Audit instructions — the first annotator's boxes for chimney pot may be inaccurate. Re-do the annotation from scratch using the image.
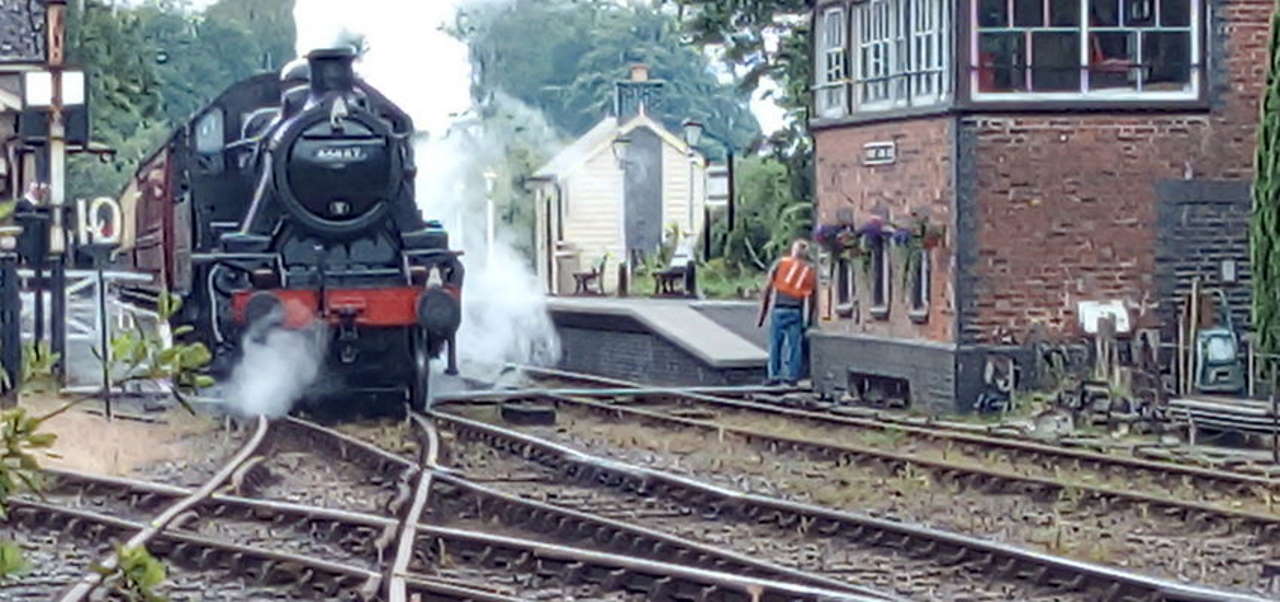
[629,64,649,82]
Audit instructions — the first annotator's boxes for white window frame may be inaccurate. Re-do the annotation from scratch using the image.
[970,0,1201,102]
[836,256,856,316]
[850,0,952,112]
[871,238,891,317]
[816,6,850,118]
[909,247,930,316]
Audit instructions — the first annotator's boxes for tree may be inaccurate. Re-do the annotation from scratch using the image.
[1252,6,1280,371]
[63,0,296,201]
[672,1,815,207]
[459,0,762,159]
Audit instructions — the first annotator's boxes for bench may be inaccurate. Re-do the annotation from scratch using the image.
[572,255,607,295]
[654,247,695,297]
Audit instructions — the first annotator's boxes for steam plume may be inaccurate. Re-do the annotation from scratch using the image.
[224,309,328,418]
[293,0,562,385]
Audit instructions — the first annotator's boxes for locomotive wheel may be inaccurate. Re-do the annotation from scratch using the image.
[410,327,430,412]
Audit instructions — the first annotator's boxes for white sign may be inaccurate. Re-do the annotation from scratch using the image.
[862,141,896,166]
[76,196,122,246]
[1077,300,1131,334]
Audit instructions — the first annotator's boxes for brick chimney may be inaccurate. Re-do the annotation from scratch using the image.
[629,63,650,82]
[615,63,663,120]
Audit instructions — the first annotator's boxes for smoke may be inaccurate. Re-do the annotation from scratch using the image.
[293,0,562,383]
[223,309,328,418]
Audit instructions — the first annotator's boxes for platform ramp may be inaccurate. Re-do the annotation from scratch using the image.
[547,297,767,386]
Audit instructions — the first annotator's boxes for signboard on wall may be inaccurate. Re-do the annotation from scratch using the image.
[862,141,896,166]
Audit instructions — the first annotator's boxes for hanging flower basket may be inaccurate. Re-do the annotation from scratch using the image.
[921,226,946,249]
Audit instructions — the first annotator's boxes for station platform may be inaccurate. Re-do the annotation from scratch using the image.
[546,296,768,386]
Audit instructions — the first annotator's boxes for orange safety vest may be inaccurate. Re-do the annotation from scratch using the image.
[772,257,816,299]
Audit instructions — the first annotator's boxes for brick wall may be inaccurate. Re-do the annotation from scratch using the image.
[813,116,957,344]
[1154,180,1254,333]
[556,326,763,386]
[958,0,1271,344]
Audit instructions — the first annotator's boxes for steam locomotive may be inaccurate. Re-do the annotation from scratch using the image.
[114,47,463,414]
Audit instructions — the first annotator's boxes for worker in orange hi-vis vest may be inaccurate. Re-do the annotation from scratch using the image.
[756,239,818,386]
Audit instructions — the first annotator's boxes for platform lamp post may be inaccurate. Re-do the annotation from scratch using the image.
[681,120,734,261]
[611,135,632,296]
[483,169,498,267]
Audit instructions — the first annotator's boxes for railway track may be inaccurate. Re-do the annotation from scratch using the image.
[482,366,1280,491]
[446,392,1280,592]
[425,401,1270,601]
[5,410,881,601]
[445,367,1280,522]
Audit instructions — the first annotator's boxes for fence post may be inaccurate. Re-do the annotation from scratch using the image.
[0,250,21,408]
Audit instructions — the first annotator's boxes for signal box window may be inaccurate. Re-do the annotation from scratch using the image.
[836,257,856,317]
[871,237,890,318]
[973,0,1198,100]
[909,248,930,320]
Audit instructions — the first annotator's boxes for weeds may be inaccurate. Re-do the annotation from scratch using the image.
[95,544,167,601]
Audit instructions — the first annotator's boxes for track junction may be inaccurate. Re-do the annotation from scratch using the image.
[2,366,1276,601]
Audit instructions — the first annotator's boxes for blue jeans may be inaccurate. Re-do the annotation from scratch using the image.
[768,307,808,382]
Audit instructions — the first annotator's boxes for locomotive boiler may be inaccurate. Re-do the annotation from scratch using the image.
[115,47,463,414]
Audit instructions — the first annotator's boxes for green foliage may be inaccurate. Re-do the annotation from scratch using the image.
[21,342,60,393]
[102,292,213,402]
[1253,6,1280,365]
[64,0,295,201]
[711,156,811,271]
[0,541,26,580]
[0,201,14,222]
[672,0,814,200]
[458,0,761,158]
[699,258,765,299]
[0,406,64,519]
[95,544,168,602]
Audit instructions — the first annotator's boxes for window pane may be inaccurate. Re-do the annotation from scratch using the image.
[1032,31,1081,91]
[1089,0,1120,26]
[1050,0,1080,26]
[1013,0,1043,26]
[1143,31,1192,90]
[1123,0,1154,26]
[978,0,1009,27]
[1088,31,1137,90]
[978,32,1027,92]
[1160,0,1190,26]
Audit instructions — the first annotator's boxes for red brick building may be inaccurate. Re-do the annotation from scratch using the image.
[808,0,1272,412]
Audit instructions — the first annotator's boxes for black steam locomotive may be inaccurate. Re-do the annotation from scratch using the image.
[116,47,463,414]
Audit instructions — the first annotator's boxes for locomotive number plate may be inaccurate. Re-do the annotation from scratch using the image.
[315,147,368,162]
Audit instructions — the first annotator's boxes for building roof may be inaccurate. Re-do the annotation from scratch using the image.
[0,75,20,111]
[534,109,704,180]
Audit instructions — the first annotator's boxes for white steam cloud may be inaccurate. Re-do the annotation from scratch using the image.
[224,310,328,418]
[294,0,562,385]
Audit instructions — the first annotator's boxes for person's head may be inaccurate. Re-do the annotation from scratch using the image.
[789,239,810,259]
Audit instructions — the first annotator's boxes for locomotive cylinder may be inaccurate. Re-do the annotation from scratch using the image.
[417,287,461,340]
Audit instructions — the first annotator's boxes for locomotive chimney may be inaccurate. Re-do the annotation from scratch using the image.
[307,47,357,97]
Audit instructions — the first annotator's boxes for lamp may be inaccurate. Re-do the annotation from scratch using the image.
[22,72,53,108]
[21,70,86,108]
[682,119,704,148]
[611,135,632,165]
[482,169,498,195]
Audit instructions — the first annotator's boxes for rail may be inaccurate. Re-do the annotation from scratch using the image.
[57,414,270,601]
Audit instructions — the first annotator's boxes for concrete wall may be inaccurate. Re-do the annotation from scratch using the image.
[552,310,764,386]
[691,301,768,350]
